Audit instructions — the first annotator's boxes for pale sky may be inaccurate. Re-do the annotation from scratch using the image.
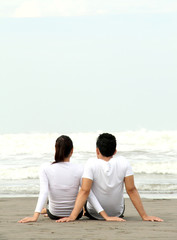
[1,0,177,17]
[0,1,177,133]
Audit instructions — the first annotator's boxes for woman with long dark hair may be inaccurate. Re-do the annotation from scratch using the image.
[18,135,83,222]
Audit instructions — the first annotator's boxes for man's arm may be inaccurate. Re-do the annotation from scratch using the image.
[57,178,126,222]
[57,178,92,222]
[125,175,163,222]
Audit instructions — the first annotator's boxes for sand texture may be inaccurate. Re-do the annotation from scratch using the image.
[0,197,177,240]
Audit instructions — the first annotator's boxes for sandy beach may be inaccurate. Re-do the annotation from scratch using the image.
[0,198,177,240]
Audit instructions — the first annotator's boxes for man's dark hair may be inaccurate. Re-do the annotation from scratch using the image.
[96,133,116,157]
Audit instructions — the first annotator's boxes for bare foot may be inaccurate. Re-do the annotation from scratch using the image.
[41,208,47,214]
[83,207,86,216]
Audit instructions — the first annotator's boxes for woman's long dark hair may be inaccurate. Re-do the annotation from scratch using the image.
[54,135,73,163]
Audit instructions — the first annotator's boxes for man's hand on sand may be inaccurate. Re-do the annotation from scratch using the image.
[142,216,164,222]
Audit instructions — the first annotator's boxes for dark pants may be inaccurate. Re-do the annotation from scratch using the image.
[47,209,83,220]
[84,202,125,220]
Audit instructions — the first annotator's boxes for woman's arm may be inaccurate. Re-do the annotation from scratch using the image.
[18,165,49,223]
[99,211,126,221]
[57,178,126,222]
[88,189,125,221]
[87,188,103,214]
[18,212,40,223]
[56,178,92,222]
[34,168,49,214]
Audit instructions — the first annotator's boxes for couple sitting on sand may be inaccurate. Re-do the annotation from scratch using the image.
[19,133,163,223]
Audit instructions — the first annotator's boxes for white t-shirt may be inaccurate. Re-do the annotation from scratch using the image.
[35,162,83,217]
[82,154,133,219]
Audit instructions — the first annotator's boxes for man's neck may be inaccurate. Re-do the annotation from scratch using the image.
[98,156,112,162]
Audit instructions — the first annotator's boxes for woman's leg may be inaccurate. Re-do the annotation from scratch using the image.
[47,209,83,220]
[47,209,61,220]
[41,208,47,214]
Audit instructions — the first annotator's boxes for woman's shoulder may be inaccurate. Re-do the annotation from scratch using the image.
[39,162,52,171]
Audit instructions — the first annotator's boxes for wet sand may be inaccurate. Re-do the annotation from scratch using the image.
[0,198,177,240]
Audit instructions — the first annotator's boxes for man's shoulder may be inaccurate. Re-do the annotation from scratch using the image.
[112,155,130,165]
[113,154,126,161]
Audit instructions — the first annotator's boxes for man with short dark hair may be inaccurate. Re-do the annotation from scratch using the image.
[57,133,163,222]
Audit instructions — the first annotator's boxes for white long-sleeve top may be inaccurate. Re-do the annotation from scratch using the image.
[35,161,103,217]
[35,162,83,216]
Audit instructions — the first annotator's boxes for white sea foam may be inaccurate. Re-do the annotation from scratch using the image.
[114,130,177,152]
[0,130,177,198]
[0,167,39,180]
[131,160,177,175]
[0,130,177,154]
[0,158,176,181]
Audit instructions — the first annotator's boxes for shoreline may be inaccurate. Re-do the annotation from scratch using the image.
[0,198,177,239]
[1,193,177,199]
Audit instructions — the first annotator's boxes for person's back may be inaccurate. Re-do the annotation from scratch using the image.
[18,135,83,223]
[83,154,133,219]
[36,162,83,217]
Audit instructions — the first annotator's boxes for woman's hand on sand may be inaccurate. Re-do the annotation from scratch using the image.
[18,216,37,223]
[100,210,126,222]
[105,216,126,222]
[56,216,75,223]
[18,213,39,223]
[142,216,164,222]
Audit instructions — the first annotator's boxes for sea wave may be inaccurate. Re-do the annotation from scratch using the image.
[136,183,177,192]
[0,130,177,198]
[0,167,39,180]
[131,160,177,175]
[0,130,177,156]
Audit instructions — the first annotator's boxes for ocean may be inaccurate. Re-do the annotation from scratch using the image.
[0,130,177,199]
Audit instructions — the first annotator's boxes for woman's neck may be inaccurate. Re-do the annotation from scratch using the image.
[63,157,70,162]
